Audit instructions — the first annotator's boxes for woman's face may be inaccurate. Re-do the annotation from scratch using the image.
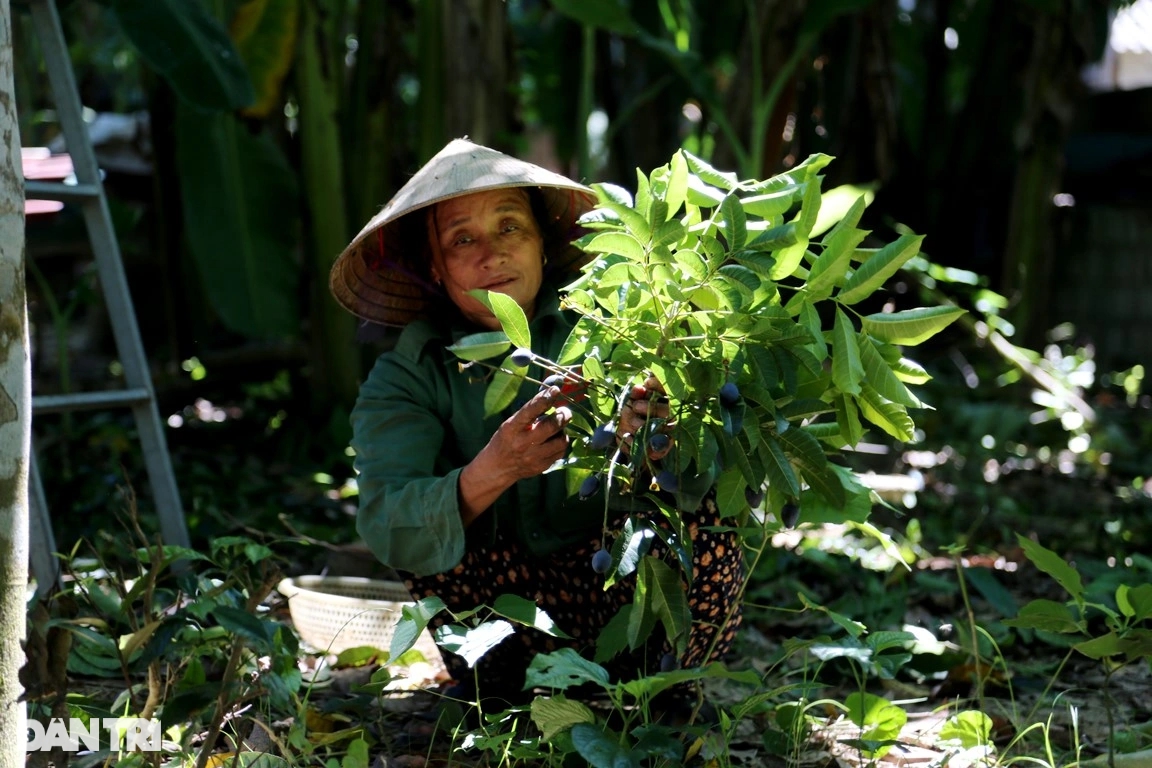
[428,188,545,330]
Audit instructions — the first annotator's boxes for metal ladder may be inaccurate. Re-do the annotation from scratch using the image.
[22,0,190,595]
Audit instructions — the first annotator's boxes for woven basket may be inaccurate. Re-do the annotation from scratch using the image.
[277,576,444,672]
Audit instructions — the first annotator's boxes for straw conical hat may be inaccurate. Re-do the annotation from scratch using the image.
[329,138,597,327]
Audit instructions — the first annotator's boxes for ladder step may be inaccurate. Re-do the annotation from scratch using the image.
[33,388,153,414]
[24,179,101,201]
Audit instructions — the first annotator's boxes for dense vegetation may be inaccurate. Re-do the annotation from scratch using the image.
[14,0,1151,766]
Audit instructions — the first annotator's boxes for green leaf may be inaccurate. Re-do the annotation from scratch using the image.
[832,308,864,395]
[434,620,516,667]
[748,222,798,251]
[210,606,275,647]
[845,691,907,758]
[715,467,748,519]
[176,108,301,338]
[938,711,993,749]
[1015,535,1085,602]
[861,306,967,346]
[769,239,809,280]
[890,356,932,384]
[810,184,875,237]
[471,290,531,349]
[232,0,299,119]
[492,594,572,638]
[571,723,640,768]
[593,604,632,663]
[531,695,596,741]
[1003,599,1082,633]
[857,384,915,441]
[642,557,691,652]
[794,177,823,238]
[719,193,748,250]
[584,231,646,262]
[651,219,686,249]
[858,333,921,408]
[549,0,638,36]
[1123,584,1152,622]
[762,435,801,498]
[806,196,868,295]
[110,0,255,110]
[673,249,708,282]
[665,151,689,217]
[838,234,924,304]
[1073,631,1127,660]
[799,301,827,361]
[740,188,796,219]
[484,354,527,416]
[389,596,447,662]
[446,331,512,361]
[683,150,739,191]
[342,739,369,768]
[526,648,611,690]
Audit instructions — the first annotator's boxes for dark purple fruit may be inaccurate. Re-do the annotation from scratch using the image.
[541,374,566,389]
[648,433,671,453]
[511,347,534,367]
[745,487,765,508]
[659,653,679,672]
[719,382,740,407]
[590,423,616,450]
[579,474,601,500]
[591,550,612,574]
[781,501,801,528]
[654,471,679,493]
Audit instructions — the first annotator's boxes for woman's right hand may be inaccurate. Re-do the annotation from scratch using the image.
[617,375,674,461]
[457,386,571,525]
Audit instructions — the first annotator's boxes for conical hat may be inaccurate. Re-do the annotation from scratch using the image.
[330,138,597,327]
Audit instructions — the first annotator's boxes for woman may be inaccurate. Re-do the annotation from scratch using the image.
[329,139,744,705]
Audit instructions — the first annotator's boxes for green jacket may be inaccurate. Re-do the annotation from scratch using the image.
[351,285,713,577]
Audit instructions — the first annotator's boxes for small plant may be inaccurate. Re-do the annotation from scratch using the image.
[23,496,304,766]
[448,149,964,659]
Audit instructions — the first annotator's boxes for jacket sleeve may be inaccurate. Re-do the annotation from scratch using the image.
[350,350,467,577]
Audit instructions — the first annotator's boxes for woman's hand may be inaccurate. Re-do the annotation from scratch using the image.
[457,386,571,525]
[617,375,674,461]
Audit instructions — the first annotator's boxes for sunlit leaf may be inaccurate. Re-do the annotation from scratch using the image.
[857,384,914,441]
[484,354,527,416]
[861,306,967,346]
[583,231,645,262]
[446,331,511,361]
[388,597,447,663]
[492,594,572,638]
[858,333,921,407]
[838,233,924,305]
[683,150,739,191]
[434,620,515,667]
[719,193,747,250]
[469,290,531,349]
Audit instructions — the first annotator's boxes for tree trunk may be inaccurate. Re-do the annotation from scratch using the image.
[440,0,512,150]
[0,0,31,763]
[711,0,807,179]
[297,0,361,413]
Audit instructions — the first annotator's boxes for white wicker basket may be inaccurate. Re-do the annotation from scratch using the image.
[277,576,444,673]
